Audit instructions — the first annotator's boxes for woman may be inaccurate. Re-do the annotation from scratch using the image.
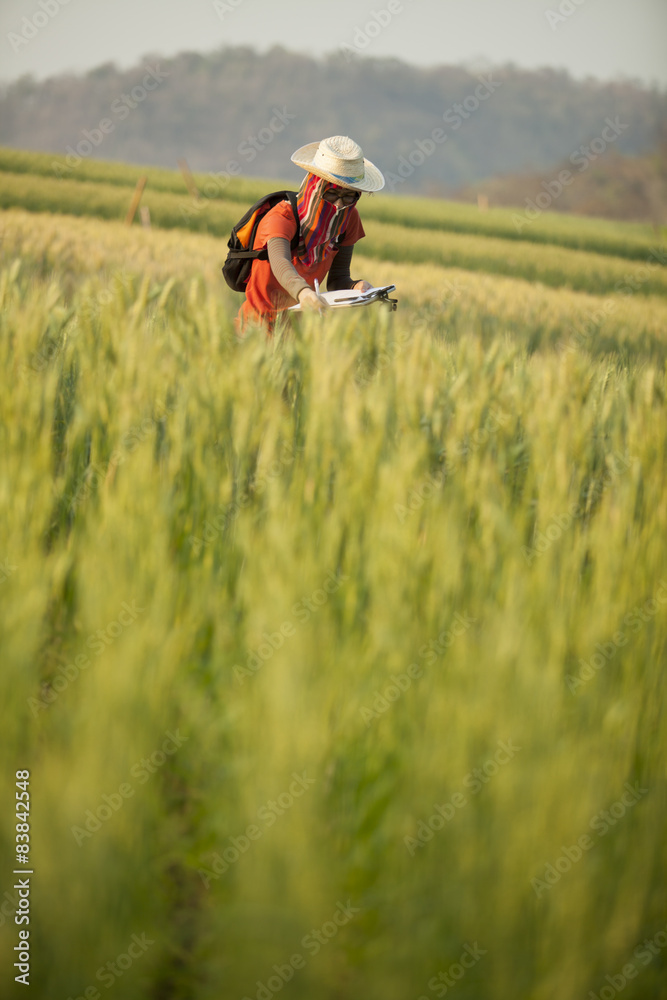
[238,135,385,333]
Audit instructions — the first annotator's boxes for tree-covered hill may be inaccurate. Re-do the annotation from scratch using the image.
[0,45,664,196]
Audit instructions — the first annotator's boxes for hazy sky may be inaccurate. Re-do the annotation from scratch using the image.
[1,0,665,88]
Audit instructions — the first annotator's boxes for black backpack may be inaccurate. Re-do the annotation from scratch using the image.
[222,190,300,293]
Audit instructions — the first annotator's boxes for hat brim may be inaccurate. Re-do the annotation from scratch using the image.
[291,142,385,193]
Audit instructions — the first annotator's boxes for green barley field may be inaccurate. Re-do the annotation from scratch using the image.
[1,150,666,1000]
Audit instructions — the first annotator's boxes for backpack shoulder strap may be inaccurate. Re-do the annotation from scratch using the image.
[285,191,300,254]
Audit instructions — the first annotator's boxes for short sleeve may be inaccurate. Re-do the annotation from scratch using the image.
[255,202,298,249]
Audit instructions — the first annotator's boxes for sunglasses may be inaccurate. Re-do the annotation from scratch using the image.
[322,187,361,207]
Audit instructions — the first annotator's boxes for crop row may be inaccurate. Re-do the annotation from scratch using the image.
[3,207,666,366]
[2,173,666,299]
[0,146,663,263]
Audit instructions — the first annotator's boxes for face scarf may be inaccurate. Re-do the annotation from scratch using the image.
[295,173,357,267]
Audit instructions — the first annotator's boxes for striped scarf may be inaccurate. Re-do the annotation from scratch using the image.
[295,173,355,267]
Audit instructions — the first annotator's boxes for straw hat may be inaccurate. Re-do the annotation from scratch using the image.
[291,135,385,192]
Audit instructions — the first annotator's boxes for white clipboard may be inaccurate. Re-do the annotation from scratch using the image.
[289,284,397,311]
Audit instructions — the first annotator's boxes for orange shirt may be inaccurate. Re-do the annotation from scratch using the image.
[238,200,365,332]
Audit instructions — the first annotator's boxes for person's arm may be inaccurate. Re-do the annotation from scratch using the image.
[267,237,309,301]
[327,245,371,293]
[267,237,328,312]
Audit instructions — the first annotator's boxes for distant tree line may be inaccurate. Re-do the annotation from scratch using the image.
[0,45,665,215]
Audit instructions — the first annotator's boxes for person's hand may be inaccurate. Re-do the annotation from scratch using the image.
[353,280,373,292]
[298,287,328,313]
